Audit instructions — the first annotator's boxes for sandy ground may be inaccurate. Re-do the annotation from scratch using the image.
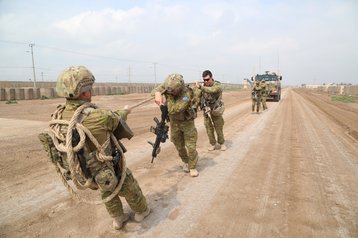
[0,88,357,238]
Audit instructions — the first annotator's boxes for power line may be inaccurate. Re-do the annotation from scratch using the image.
[0,66,33,69]
[0,39,204,71]
[0,39,210,81]
[0,39,28,45]
[0,39,152,64]
[35,44,153,64]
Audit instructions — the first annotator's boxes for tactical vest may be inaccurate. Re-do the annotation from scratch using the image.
[44,102,132,192]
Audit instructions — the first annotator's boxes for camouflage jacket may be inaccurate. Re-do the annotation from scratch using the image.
[199,81,223,109]
[61,99,130,152]
[152,84,199,121]
[260,81,269,96]
[252,83,262,92]
[251,83,263,99]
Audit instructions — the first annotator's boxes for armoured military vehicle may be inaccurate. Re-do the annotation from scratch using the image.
[251,71,282,101]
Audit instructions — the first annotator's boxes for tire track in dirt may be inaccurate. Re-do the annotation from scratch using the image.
[294,89,358,141]
[188,88,358,238]
[187,89,290,238]
[291,90,357,238]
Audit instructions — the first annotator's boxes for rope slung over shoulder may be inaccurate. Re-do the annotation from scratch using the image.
[48,102,127,204]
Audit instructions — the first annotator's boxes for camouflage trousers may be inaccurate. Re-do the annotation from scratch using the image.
[170,119,198,169]
[252,98,260,112]
[204,113,225,146]
[102,168,147,218]
[261,96,268,110]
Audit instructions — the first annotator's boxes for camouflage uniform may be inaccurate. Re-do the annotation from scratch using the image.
[260,80,268,110]
[41,66,148,228]
[60,100,148,218]
[152,74,199,170]
[252,81,263,112]
[198,81,225,146]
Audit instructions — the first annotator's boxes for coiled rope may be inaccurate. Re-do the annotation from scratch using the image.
[48,102,127,204]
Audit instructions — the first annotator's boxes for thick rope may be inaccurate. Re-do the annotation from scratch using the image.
[128,97,153,110]
[48,102,127,204]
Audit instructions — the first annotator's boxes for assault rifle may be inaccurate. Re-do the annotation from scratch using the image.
[148,105,169,163]
[200,100,213,124]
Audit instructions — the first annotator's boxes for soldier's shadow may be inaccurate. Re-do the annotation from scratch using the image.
[119,141,229,234]
[121,166,183,235]
[197,155,217,173]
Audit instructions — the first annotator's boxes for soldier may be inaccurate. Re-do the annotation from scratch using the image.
[152,73,200,177]
[40,66,150,230]
[196,70,226,151]
[260,80,268,110]
[252,80,262,113]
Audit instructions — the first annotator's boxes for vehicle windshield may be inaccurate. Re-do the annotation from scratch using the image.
[255,74,278,81]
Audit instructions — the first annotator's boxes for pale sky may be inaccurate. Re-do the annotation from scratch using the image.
[0,0,357,86]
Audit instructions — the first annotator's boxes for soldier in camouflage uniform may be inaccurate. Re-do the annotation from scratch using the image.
[41,66,150,230]
[260,80,268,110]
[152,73,200,177]
[196,70,226,151]
[252,80,263,113]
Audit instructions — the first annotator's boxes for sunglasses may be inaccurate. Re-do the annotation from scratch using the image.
[203,77,211,81]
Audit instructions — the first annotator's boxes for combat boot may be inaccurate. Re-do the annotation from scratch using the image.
[182,163,190,173]
[112,213,129,230]
[220,144,227,151]
[190,169,199,177]
[207,144,216,151]
[134,207,151,222]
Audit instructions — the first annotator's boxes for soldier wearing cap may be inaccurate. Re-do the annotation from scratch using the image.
[40,66,150,230]
[152,73,200,177]
[196,70,226,151]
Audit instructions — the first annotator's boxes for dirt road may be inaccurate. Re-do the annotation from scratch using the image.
[0,88,357,238]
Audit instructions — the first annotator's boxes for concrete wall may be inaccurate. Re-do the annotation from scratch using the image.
[0,84,157,101]
[0,81,241,101]
[15,88,25,100]
[0,88,5,101]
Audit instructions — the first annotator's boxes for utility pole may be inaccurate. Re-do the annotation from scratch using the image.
[41,72,44,81]
[128,65,131,84]
[153,62,157,86]
[29,43,37,88]
[277,50,280,75]
[259,56,261,74]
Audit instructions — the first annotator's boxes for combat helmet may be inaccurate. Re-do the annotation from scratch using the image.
[56,66,95,99]
[164,73,184,94]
